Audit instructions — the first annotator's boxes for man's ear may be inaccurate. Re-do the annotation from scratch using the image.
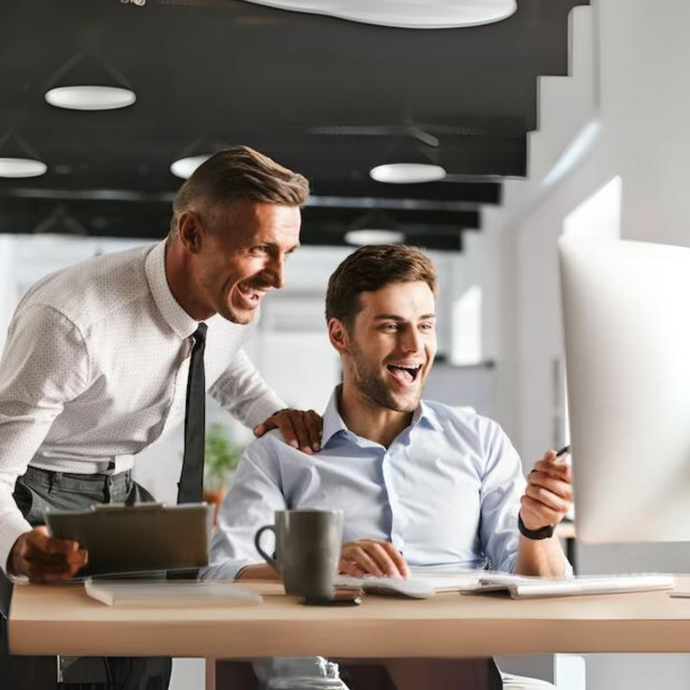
[177,211,204,253]
[327,318,350,356]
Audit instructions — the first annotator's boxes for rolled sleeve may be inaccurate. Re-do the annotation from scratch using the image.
[200,436,287,581]
[478,421,527,573]
[0,305,89,573]
[478,421,574,577]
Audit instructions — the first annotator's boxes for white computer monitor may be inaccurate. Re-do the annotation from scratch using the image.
[559,238,690,543]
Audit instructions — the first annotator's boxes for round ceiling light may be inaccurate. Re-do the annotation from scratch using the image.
[0,157,47,178]
[170,154,212,180]
[370,163,447,184]
[345,229,405,246]
[240,1,516,28]
[45,86,136,111]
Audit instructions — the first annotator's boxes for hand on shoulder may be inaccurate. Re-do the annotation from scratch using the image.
[254,408,323,455]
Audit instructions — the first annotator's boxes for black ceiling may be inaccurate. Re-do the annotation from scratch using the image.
[0,0,588,250]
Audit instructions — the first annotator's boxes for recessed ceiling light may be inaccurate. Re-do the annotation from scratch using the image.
[170,154,212,180]
[240,0,516,28]
[45,86,136,111]
[370,163,447,184]
[345,229,405,245]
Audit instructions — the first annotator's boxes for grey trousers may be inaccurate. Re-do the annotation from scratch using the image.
[0,465,172,690]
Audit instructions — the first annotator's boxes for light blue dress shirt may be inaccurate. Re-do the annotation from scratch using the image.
[203,389,543,582]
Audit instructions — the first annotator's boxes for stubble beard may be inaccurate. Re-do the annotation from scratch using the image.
[349,343,422,414]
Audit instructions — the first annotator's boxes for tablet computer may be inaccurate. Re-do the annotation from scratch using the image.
[45,503,212,577]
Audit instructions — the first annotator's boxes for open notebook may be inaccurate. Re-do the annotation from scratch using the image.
[335,570,676,600]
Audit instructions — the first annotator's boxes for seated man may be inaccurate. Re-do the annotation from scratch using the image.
[204,245,573,689]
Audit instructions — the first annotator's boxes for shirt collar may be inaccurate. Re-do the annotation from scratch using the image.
[321,388,350,447]
[321,387,444,448]
[412,399,444,433]
[145,240,200,340]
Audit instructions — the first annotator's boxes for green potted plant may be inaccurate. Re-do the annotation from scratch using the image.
[203,423,242,522]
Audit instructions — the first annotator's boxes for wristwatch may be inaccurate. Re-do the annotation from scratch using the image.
[518,514,555,540]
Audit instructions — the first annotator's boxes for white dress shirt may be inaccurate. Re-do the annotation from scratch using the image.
[0,239,285,572]
[204,389,570,582]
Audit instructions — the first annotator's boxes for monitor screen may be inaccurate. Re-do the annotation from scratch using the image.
[559,239,690,543]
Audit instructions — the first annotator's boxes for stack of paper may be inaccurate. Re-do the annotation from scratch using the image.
[84,579,263,607]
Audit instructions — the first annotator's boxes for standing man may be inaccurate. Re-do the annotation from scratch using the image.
[0,146,320,688]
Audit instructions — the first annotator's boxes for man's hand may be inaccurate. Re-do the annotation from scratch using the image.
[8,526,88,583]
[520,449,573,531]
[339,539,410,579]
[254,408,323,455]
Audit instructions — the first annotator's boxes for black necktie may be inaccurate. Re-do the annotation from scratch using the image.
[177,323,207,504]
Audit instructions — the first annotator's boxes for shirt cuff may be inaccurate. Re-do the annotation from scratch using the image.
[198,559,255,582]
[0,514,33,576]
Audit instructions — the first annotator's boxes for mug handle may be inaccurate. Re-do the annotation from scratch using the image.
[254,525,279,572]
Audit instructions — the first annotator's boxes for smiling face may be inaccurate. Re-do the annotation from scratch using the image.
[336,280,437,413]
[184,199,301,323]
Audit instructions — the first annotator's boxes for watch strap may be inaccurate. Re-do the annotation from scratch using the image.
[518,514,555,540]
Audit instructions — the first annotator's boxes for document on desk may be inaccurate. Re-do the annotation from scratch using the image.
[669,589,690,599]
[84,579,263,607]
[336,569,676,600]
[45,503,212,577]
[464,572,676,599]
[335,570,529,599]
[335,569,483,599]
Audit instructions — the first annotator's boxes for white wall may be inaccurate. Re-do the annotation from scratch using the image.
[497,0,690,539]
[489,1,690,687]
[486,0,690,464]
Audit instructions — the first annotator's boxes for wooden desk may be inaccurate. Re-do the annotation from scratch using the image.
[8,577,690,659]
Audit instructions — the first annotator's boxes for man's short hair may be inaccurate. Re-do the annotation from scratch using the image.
[169,145,310,237]
[325,244,438,327]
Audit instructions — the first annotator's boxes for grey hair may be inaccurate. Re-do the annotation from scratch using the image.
[169,145,309,239]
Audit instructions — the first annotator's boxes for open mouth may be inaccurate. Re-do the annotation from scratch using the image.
[386,363,423,384]
[236,282,266,307]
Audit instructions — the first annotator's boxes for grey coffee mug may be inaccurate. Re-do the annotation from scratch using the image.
[255,509,344,601]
